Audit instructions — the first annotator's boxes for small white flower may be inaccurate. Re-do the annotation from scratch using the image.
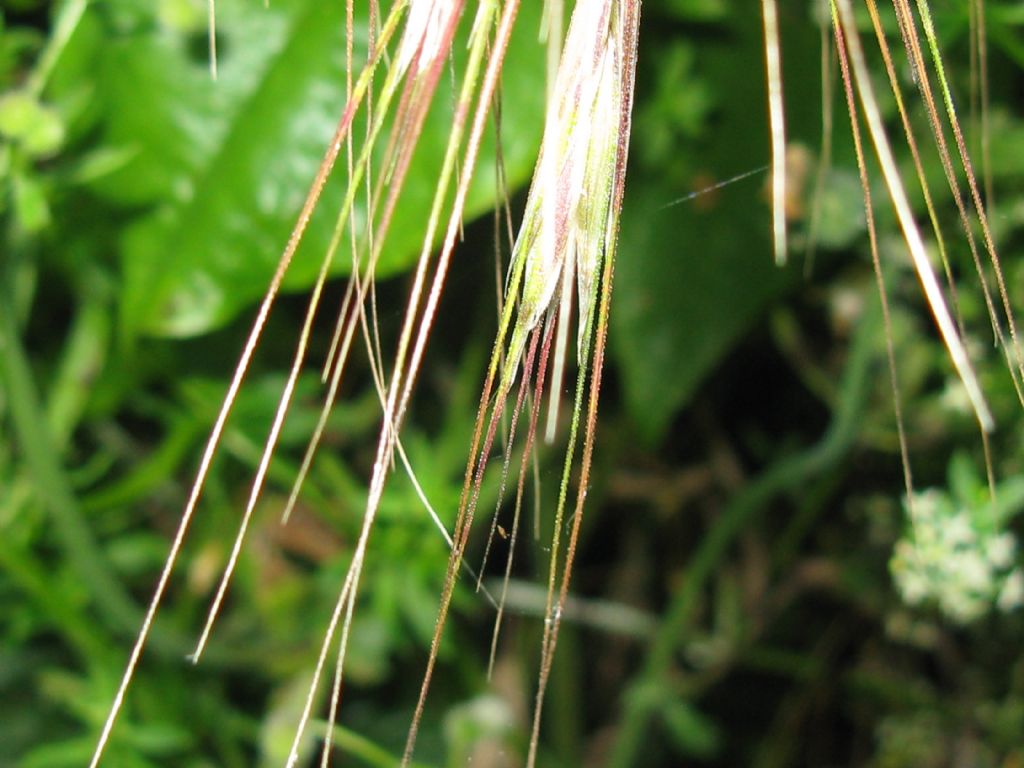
[938,379,972,415]
[954,550,992,593]
[986,533,1017,570]
[998,569,1024,612]
[941,590,985,625]
[943,512,975,548]
[894,567,930,605]
[910,489,943,520]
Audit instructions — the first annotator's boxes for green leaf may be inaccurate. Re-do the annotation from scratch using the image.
[663,0,728,23]
[660,699,721,759]
[87,0,544,337]
[813,169,867,249]
[613,181,793,444]
[612,11,822,444]
[20,738,104,768]
[12,172,51,232]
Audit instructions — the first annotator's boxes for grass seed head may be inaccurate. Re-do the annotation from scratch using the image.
[501,0,624,393]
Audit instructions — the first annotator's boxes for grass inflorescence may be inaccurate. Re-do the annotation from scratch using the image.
[29,0,1020,764]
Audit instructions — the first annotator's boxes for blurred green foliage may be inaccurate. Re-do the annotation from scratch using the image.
[3,0,1024,766]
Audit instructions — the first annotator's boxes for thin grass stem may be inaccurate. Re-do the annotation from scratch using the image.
[761,0,787,265]
[831,0,992,433]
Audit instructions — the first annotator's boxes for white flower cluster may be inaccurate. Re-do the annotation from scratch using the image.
[890,488,1024,624]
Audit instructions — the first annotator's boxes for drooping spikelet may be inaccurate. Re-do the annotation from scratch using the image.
[499,0,624,404]
[402,2,641,765]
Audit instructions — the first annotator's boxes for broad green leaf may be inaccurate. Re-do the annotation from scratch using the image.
[86,0,544,337]
[612,10,822,444]
[613,181,793,444]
